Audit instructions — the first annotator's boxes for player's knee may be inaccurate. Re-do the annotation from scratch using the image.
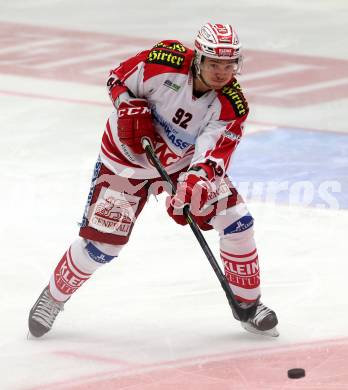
[84,240,124,264]
[62,238,124,278]
[212,203,254,238]
[219,213,256,254]
[222,212,254,237]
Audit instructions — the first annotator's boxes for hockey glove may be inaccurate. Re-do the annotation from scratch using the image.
[167,169,213,226]
[117,98,155,154]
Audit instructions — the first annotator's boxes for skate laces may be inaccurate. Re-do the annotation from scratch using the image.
[250,302,273,325]
[32,288,64,329]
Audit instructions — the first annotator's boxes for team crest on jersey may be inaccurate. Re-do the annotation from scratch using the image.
[147,49,185,69]
[221,85,248,117]
[154,41,187,53]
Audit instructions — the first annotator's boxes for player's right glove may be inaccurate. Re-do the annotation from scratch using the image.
[117,98,155,154]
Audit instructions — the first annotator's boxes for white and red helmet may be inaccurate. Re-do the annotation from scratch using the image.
[194,23,243,74]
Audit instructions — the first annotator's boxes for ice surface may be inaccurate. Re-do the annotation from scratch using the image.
[0,1,347,389]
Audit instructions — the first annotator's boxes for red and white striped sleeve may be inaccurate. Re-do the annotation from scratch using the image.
[106,50,149,105]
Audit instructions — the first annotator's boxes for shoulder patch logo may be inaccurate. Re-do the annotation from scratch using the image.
[221,85,248,117]
[232,80,241,90]
[154,41,187,53]
[147,49,185,69]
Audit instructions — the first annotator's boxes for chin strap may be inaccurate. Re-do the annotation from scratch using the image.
[192,62,213,92]
[198,73,213,89]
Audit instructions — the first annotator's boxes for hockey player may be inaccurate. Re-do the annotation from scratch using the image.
[28,23,279,338]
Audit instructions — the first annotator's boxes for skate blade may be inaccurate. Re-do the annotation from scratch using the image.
[27,331,34,340]
[241,322,280,337]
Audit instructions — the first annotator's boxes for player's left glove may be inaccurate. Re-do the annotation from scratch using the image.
[167,168,213,226]
[117,98,155,154]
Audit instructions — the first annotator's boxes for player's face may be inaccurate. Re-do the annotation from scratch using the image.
[200,58,238,89]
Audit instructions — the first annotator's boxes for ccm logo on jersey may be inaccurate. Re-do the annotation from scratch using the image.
[147,49,185,69]
[118,106,151,117]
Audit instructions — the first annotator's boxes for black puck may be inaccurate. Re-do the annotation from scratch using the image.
[288,368,305,379]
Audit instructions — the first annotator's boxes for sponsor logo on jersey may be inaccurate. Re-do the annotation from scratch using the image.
[164,79,181,92]
[147,49,185,69]
[154,41,187,53]
[223,129,241,142]
[89,188,140,236]
[223,213,254,234]
[221,86,248,117]
[153,136,184,167]
[152,108,192,150]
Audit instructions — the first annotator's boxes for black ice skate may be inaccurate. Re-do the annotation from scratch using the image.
[28,286,64,337]
[241,301,279,337]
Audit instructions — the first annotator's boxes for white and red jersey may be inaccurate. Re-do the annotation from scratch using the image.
[101,40,249,180]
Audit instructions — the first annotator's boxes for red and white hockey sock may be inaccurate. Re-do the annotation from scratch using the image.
[49,238,123,302]
[212,204,261,303]
[220,229,260,302]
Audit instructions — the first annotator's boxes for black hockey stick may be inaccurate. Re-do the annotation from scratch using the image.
[142,138,256,322]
